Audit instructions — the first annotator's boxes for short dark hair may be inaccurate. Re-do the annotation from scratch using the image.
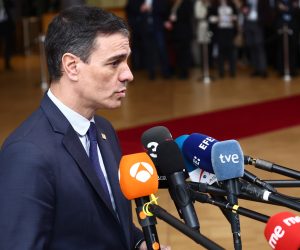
[44,6,129,82]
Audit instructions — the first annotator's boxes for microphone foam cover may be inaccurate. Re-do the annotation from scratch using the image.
[182,133,218,173]
[264,211,300,250]
[119,152,158,200]
[156,140,185,176]
[175,135,197,173]
[141,126,172,152]
[211,140,244,181]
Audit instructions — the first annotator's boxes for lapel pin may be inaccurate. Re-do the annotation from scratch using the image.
[101,133,107,140]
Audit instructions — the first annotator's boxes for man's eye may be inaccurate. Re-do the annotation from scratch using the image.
[111,60,120,67]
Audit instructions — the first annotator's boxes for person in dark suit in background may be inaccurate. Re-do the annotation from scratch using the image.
[275,0,299,76]
[164,0,194,79]
[0,6,171,250]
[126,0,171,80]
[208,0,238,78]
[0,0,15,70]
[240,0,270,77]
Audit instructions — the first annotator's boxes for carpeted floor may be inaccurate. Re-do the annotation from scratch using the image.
[117,94,300,154]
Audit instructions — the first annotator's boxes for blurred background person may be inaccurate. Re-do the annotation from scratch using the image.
[240,0,269,78]
[60,0,86,10]
[274,0,299,77]
[194,0,212,73]
[126,0,171,80]
[164,0,194,79]
[208,0,238,78]
[0,0,15,70]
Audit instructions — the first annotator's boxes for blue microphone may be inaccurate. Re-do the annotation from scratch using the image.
[211,140,244,181]
[211,140,244,250]
[181,133,272,191]
[182,133,218,173]
[175,135,217,184]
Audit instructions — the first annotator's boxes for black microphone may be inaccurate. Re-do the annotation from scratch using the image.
[244,155,300,180]
[141,126,173,188]
[190,189,270,223]
[240,181,300,212]
[147,203,225,250]
[188,181,278,205]
[156,140,200,231]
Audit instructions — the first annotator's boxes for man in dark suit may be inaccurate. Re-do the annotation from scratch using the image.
[126,0,171,80]
[0,6,171,250]
[0,0,15,70]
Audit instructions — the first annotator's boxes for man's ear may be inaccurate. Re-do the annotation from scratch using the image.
[61,53,80,81]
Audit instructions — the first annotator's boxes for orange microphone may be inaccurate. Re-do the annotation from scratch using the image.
[119,152,160,250]
[119,152,158,199]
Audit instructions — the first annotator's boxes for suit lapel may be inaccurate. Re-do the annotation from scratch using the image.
[96,127,131,249]
[41,94,129,247]
[62,127,117,216]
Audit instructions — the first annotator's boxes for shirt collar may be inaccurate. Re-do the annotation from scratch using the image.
[47,89,94,136]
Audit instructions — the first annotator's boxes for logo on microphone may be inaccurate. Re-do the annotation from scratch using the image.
[146,141,159,158]
[119,152,159,200]
[193,156,200,166]
[130,162,154,183]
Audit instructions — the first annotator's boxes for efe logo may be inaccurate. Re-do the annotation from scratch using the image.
[130,162,154,183]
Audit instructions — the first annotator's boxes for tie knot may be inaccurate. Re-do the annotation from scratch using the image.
[87,122,97,142]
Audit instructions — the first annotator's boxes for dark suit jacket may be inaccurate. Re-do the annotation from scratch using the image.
[0,94,143,250]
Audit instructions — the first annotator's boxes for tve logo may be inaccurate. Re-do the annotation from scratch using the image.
[130,161,154,183]
[119,152,159,200]
[218,153,241,164]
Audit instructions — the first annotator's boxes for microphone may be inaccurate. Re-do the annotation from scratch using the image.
[190,189,270,223]
[182,133,275,192]
[175,134,232,223]
[244,155,300,180]
[211,140,244,250]
[240,181,300,212]
[264,211,300,249]
[141,126,173,188]
[119,153,224,250]
[156,140,200,231]
[175,134,217,185]
[182,133,218,173]
[119,152,160,250]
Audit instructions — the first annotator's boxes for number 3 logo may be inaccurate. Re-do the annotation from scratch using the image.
[147,142,158,158]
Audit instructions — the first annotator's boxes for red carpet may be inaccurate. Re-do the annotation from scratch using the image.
[117,95,300,154]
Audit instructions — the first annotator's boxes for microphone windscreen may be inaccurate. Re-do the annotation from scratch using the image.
[176,134,218,184]
[156,140,185,176]
[211,140,244,181]
[264,211,300,250]
[119,152,158,200]
[182,133,218,173]
[175,135,197,173]
[141,126,173,164]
